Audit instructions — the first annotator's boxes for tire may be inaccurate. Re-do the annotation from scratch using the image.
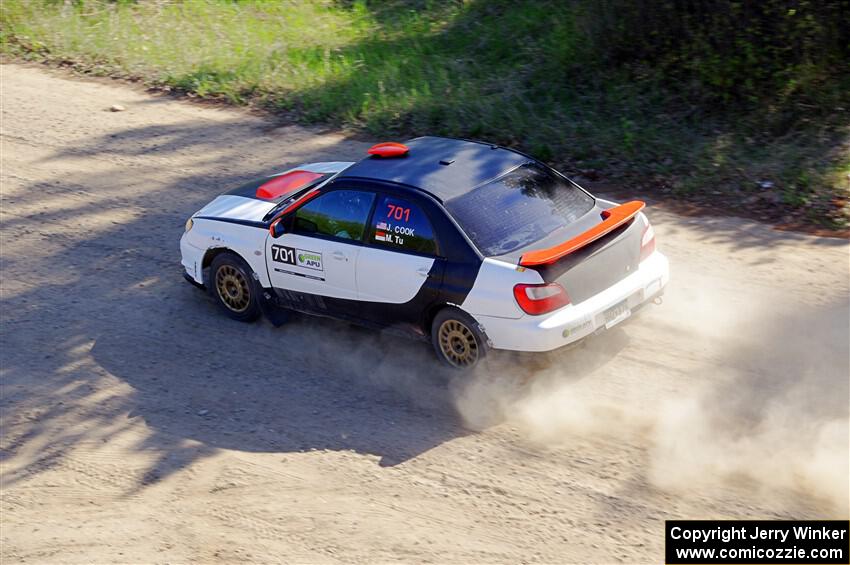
[209,252,261,322]
[431,307,488,370]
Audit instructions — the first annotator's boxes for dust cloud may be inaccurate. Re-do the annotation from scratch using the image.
[450,288,850,513]
[273,280,848,511]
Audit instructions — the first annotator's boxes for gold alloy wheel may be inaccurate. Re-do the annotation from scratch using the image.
[437,319,479,368]
[215,264,251,313]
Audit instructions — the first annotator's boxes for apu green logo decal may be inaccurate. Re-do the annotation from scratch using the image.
[296,250,323,271]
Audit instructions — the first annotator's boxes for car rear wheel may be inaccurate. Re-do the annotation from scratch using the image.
[431,308,487,369]
[209,252,261,322]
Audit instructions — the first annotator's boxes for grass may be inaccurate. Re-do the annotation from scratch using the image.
[2,0,848,228]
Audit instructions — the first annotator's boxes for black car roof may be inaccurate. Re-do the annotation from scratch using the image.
[335,136,532,202]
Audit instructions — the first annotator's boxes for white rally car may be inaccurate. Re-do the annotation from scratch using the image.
[181,137,669,368]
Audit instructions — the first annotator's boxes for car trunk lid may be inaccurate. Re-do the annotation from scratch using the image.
[501,200,645,304]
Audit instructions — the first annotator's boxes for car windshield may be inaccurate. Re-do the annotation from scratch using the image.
[445,163,595,256]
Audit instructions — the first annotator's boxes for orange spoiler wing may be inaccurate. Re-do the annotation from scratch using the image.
[519,200,645,267]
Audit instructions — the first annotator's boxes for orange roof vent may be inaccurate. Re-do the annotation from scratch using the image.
[368,142,409,158]
[256,170,324,200]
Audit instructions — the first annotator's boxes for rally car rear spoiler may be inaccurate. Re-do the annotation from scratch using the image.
[518,201,645,267]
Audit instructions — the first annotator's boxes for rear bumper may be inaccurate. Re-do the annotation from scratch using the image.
[473,251,669,352]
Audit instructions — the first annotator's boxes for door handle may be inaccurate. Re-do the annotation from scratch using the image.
[332,251,347,261]
[416,267,430,278]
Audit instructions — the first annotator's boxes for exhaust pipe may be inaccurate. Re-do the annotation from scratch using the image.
[653,296,663,305]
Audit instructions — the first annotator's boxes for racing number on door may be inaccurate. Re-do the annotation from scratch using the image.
[271,245,296,265]
[271,244,324,271]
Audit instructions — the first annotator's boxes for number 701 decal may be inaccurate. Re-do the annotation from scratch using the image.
[271,245,323,271]
[271,245,296,264]
[386,203,411,222]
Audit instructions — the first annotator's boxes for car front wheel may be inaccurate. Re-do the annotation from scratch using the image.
[209,252,261,322]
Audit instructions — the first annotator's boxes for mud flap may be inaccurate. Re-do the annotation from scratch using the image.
[183,272,205,290]
[259,289,290,327]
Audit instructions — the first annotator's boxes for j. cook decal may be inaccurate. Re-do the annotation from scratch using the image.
[271,245,323,271]
[373,202,418,246]
[375,220,415,246]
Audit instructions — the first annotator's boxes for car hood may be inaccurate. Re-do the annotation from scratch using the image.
[195,195,278,222]
[193,161,354,222]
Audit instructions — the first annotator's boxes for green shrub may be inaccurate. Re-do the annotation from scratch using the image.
[2,0,847,226]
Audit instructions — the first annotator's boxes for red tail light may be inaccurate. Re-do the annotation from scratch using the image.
[640,223,656,262]
[513,283,570,315]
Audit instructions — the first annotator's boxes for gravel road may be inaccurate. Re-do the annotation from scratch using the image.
[1,63,848,564]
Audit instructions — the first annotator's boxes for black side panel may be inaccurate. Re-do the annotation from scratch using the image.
[440,261,482,307]
[274,288,330,313]
[421,186,484,309]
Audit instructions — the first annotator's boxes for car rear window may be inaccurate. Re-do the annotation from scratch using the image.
[445,163,595,256]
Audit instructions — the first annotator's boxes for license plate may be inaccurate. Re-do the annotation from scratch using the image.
[603,299,631,327]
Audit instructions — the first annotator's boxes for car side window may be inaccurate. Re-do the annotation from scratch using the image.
[294,190,375,241]
[369,195,437,255]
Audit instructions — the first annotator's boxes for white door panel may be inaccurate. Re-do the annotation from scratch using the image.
[356,247,434,303]
[265,233,359,300]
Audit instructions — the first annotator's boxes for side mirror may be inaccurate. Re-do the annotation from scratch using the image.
[269,216,286,238]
